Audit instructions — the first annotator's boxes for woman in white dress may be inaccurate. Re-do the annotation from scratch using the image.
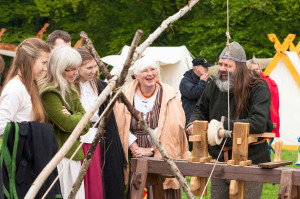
[0,38,50,134]
[74,47,126,199]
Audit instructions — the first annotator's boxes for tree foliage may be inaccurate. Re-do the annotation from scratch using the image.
[0,0,299,63]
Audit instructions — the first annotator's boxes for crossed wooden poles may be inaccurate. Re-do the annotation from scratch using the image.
[25,0,203,198]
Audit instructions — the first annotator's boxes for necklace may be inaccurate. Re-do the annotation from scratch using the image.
[139,84,156,99]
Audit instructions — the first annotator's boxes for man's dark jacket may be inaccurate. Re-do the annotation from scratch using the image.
[97,80,127,199]
[1,121,61,199]
[189,79,272,164]
[179,69,207,124]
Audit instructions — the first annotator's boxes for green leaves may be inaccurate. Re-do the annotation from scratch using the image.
[0,0,299,63]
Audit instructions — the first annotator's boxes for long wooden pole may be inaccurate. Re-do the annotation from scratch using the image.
[82,30,195,198]
[26,0,200,197]
[24,76,118,199]
[68,30,143,198]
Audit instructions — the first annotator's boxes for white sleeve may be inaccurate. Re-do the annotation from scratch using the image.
[0,89,22,135]
[128,131,137,148]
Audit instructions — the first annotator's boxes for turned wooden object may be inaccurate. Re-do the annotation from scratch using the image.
[274,140,283,163]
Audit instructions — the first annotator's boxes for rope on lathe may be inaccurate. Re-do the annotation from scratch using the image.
[200,0,231,197]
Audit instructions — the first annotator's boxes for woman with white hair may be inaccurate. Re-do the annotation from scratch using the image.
[39,45,90,199]
[114,56,191,199]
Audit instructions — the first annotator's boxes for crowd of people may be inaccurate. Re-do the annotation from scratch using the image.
[0,29,279,199]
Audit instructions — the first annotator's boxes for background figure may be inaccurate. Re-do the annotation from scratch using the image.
[0,38,61,198]
[75,47,126,199]
[179,57,212,151]
[114,56,191,199]
[249,58,280,137]
[187,42,272,199]
[47,30,72,48]
[39,45,90,199]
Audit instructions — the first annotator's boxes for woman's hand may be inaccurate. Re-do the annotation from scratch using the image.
[62,106,71,115]
[131,147,153,157]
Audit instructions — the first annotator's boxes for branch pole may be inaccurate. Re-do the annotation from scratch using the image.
[132,0,200,62]
[80,1,201,197]
[26,0,200,197]
[82,33,194,198]
[24,76,118,199]
[68,30,143,198]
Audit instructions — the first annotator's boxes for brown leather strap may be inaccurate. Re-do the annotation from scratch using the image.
[249,138,266,146]
[221,138,266,161]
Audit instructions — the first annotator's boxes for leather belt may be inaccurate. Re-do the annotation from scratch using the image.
[221,138,266,162]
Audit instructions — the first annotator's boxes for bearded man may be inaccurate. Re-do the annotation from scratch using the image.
[186,42,272,199]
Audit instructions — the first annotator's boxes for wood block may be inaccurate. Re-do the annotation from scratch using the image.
[152,175,164,199]
[189,135,201,142]
[230,181,246,199]
[230,180,238,195]
[190,177,207,196]
[237,138,242,144]
[258,161,293,169]
[200,156,212,163]
[249,133,275,138]
[239,160,252,166]
[188,157,196,163]
[278,170,293,199]
[227,160,236,166]
[248,137,258,144]
[131,159,148,199]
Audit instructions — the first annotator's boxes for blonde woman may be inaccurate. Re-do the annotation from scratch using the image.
[39,45,90,199]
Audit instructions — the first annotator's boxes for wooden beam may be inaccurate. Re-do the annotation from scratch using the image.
[131,158,300,186]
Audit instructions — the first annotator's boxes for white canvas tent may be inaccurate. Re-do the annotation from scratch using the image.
[265,51,300,146]
[102,45,194,93]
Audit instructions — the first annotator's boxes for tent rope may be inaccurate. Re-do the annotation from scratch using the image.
[200,0,231,197]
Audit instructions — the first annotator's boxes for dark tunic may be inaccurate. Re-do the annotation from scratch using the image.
[97,80,127,199]
[189,79,272,164]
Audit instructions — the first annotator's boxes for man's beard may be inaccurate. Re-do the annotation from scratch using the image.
[214,71,235,92]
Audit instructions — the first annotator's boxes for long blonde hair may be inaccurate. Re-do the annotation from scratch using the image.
[38,45,82,108]
[2,38,50,122]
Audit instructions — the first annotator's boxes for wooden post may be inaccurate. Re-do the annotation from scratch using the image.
[278,170,293,199]
[131,159,149,199]
[189,121,211,196]
[227,122,251,199]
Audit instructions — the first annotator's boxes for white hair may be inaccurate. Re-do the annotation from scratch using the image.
[39,45,82,108]
[131,56,159,75]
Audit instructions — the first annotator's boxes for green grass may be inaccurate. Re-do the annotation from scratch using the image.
[181,150,299,199]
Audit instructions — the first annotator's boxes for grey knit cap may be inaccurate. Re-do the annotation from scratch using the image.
[219,41,246,63]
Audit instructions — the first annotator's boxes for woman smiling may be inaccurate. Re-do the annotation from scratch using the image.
[114,56,191,199]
